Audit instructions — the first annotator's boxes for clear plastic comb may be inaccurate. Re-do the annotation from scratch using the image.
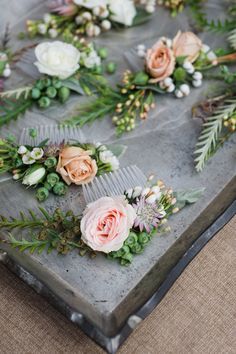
[82,165,147,204]
[19,125,86,146]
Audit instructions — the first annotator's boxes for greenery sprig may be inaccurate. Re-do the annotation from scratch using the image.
[193,96,236,172]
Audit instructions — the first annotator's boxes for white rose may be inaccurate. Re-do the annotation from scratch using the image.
[22,167,46,186]
[73,0,108,9]
[108,0,137,26]
[34,41,80,80]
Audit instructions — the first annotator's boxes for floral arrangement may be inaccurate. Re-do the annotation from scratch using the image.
[0,40,109,127]
[0,175,203,265]
[25,0,152,39]
[0,134,122,202]
[65,30,236,135]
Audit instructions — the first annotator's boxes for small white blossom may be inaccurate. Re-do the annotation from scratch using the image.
[82,50,101,68]
[166,83,175,93]
[175,89,184,98]
[193,71,203,80]
[146,194,157,204]
[109,156,119,171]
[146,4,155,13]
[100,8,109,18]
[133,186,142,198]
[75,15,83,25]
[99,150,113,163]
[38,24,47,34]
[22,152,36,165]
[93,6,101,16]
[3,68,11,77]
[180,84,190,96]
[30,147,44,160]
[18,146,28,155]
[137,44,146,52]
[101,19,111,30]
[137,49,146,58]
[207,51,217,61]
[126,188,133,199]
[93,25,101,36]
[82,11,92,21]
[183,61,194,74]
[13,174,20,180]
[163,77,173,87]
[192,80,202,88]
[48,28,58,38]
[202,44,210,53]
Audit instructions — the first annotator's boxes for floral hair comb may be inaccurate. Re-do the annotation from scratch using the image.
[0,164,204,265]
[64,30,236,136]
[0,125,125,202]
[24,0,152,40]
[0,39,108,128]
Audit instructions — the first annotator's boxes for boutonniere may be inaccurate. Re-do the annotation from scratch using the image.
[0,125,125,201]
[24,0,151,40]
[64,31,236,135]
[0,40,108,127]
[0,165,204,265]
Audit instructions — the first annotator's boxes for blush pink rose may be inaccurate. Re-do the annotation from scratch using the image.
[145,39,175,83]
[172,31,202,63]
[81,196,137,253]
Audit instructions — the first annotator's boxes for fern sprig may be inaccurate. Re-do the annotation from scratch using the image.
[194,98,236,172]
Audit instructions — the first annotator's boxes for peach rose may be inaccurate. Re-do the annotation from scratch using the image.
[145,39,175,83]
[81,196,136,253]
[56,146,97,185]
[172,31,202,63]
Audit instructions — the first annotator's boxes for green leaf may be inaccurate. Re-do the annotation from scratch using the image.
[105,144,127,158]
[132,8,151,26]
[136,85,165,94]
[63,78,85,95]
[174,188,205,210]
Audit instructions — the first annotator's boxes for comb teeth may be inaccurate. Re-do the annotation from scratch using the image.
[19,125,86,146]
[83,165,147,204]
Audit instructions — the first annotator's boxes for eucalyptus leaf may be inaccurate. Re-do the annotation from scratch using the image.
[63,78,85,95]
[174,188,205,210]
[132,8,152,26]
[105,144,127,158]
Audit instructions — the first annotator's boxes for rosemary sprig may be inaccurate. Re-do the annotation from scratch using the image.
[0,98,33,127]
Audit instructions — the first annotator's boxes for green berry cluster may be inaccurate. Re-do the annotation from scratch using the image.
[31,77,70,108]
[36,172,68,202]
[108,230,153,265]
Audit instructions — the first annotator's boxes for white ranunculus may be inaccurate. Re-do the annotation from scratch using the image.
[73,0,108,9]
[22,167,46,186]
[108,0,137,26]
[34,41,80,80]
